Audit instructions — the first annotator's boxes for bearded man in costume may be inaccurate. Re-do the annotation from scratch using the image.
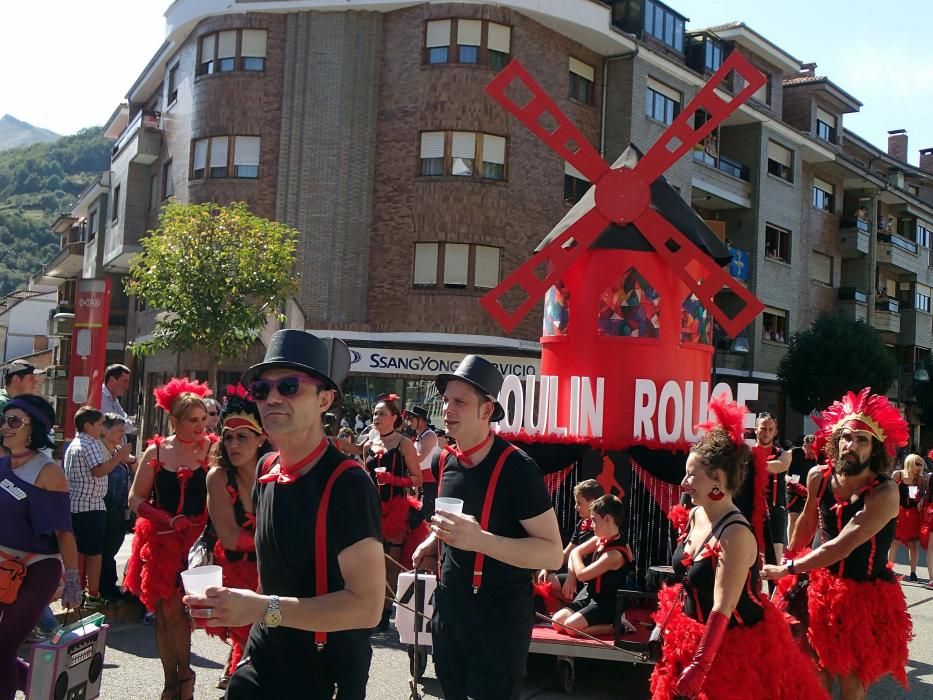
[763,388,912,700]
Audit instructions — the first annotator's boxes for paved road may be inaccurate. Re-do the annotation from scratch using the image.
[17,541,932,699]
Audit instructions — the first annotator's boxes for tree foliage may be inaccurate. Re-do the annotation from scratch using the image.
[777,312,896,414]
[125,201,299,361]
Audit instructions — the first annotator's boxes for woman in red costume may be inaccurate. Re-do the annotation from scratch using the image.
[890,453,924,581]
[125,378,213,700]
[205,385,270,689]
[650,395,827,700]
[364,394,420,629]
[924,452,933,587]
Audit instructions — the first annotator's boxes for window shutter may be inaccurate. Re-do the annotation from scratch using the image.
[487,23,510,53]
[565,161,587,181]
[193,139,208,171]
[414,243,438,285]
[452,132,476,158]
[420,132,445,159]
[763,306,786,318]
[458,19,482,45]
[569,57,594,82]
[646,77,680,103]
[816,107,836,126]
[474,246,500,289]
[200,34,216,60]
[918,283,932,298]
[811,251,832,285]
[241,30,267,57]
[767,140,791,167]
[217,30,237,59]
[482,135,506,164]
[210,136,229,168]
[234,136,261,166]
[444,243,469,286]
[426,20,451,48]
[813,176,833,193]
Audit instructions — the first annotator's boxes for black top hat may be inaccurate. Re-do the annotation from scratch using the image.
[242,330,350,398]
[435,355,505,422]
[407,405,429,421]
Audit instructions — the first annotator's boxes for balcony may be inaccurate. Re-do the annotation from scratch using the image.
[839,217,869,258]
[837,287,867,322]
[898,306,933,349]
[691,151,752,209]
[878,232,920,273]
[32,242,85,286]
[873,298,901,336]
[111,109,161,166]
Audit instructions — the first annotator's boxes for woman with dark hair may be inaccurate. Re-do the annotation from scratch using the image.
[0,396,81,700]
[205,385,270,689]
[650,396,826,700]
[125,378,213,700]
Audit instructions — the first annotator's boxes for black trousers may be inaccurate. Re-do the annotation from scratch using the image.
[432,585,534,700]
[100,502,128,597]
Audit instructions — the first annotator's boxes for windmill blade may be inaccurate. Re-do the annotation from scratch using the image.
[480,206,610,333]
[634,206,764,338]
[485,60,610,184]
[635,52,767,185]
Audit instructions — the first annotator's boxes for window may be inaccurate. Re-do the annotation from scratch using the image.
[451,132,475,176]
[111,185,120,222]
[167,63,179,104]
[198,29,268,76]
[457,19,481,64]
[192,138,208,180]
[916,284,932,313]
[704,39,723,72]
[816,107,836,143]
[765,223,790,262]
[424,19,511,68]
[811,251,832,286]
[87,210,98,240]
[426,20,451,64]
[643,0,684,52]
[564,162,588,205]
[234,136,260,178]
[209,136,229,178]
[646,78,680,125]
[813,177,834,212]
[767,140,793,182]
[149,172,159,211]
[569,58,594,104]
[162,160,174,199]
[420,132,444,176]
[918,222,932,248]
[482,135,505,180]
[762,307,787,344]
[487,23,510,71]
[412,243,500,290]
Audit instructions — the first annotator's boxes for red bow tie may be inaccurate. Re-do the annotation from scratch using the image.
[449,433,492,466]
[258,438,328,485]
[579,518,594,533]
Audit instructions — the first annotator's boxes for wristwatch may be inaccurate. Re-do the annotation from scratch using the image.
[263,595,282,628]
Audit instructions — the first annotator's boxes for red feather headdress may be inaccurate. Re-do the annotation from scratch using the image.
[221,383,263,434]
[153,377,212,413]
[813,387,908,456]
[696,393,748,447]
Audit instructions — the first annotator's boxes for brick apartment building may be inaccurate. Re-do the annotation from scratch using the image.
[29,0,933,444]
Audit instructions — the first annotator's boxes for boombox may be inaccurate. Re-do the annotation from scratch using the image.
[394,571,436,647]
[25,613,109,700]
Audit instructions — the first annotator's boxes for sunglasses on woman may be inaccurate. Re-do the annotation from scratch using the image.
[248,375,322,401]
[1,415,30,429]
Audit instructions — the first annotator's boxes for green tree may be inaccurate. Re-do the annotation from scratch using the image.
[777,312,896,414]
[125,201,299,364]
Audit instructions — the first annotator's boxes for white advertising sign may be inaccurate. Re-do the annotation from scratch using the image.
[348,346,539,379]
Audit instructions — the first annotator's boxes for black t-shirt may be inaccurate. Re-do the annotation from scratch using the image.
[788,447,817,484]
[435,435,553,599]
[569,518,595,547]
[763,444,785,508]
[252,443,382,647]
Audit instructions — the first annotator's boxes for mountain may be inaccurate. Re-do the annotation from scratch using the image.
[0,114,60,152]
[0,126,112,296]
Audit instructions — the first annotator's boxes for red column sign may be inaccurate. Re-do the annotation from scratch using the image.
[65,278,111,439]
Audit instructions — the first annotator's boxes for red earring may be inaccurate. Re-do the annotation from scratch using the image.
[708,483,725,501]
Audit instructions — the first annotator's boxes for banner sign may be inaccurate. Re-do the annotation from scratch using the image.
[65,278,111,439]
[348,346,539,379]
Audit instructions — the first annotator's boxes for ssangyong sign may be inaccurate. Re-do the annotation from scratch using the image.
[348,347,538,379]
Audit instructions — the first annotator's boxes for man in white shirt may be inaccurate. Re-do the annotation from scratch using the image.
[100,364,135,438]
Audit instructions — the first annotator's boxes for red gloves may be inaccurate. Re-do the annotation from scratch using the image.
[787,481,808,497]
[675,610,728,698]
[375,471,413,487]
[137,502,190,532]
[234,528,256,553]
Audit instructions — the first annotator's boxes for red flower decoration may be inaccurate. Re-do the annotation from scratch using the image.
[225,383,250,400]
[146,434,165,448]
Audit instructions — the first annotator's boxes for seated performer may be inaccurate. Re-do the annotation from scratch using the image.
[551,494,633,637]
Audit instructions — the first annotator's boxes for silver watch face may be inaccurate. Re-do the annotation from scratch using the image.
[264,597,282,627]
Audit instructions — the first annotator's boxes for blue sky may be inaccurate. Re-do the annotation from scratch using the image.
[1,1,930,164]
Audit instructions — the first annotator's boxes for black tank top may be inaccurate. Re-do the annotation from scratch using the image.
[149,443,209,516]
[584,535,633,606]
[672,511,765,627]
[818,467,895,582]
[897,478,922,508]
[221,468,256,562]
[365,442,407,502]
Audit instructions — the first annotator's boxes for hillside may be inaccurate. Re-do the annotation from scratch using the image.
[0,126,111,296]
[0,114,59,152]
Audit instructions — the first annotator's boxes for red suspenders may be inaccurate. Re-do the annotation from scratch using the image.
[436,442,516,593]
[592,544,631,595]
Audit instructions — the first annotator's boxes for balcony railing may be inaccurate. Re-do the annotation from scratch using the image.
[692,150,750,181]
[876,298,900,313]
[837,287,867,303]
[878,232,918,255]
[112,109,161,158]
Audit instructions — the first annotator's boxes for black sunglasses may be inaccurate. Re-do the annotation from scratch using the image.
[249,375,321,401]
[1,415,29,429]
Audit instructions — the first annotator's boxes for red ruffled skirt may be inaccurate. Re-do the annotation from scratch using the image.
[895,506,922,543]
[381,495,419,543]
[649,586,828,700]
[124,514,207,612]
[921,504,933,548]
[206,543,259,670]
[805,567,911,688]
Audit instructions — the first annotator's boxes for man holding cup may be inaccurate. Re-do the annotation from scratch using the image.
[185,330,384,699]
[413,355,563,700]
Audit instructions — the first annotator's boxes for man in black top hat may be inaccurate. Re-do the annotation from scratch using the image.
[185,330,384,699]
[413,355,563,700]
[407,405,439,517]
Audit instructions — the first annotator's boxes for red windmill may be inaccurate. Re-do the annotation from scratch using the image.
[483,54,767,446]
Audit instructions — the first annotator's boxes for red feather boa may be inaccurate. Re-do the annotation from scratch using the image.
[381,495,419,542]
[667,504,690,535]
[750,446,769,556]
[921,504,933,548]
[533,581,563,615]
[401,520,432,571]
[650,585,829,700]
[895,506,923,543]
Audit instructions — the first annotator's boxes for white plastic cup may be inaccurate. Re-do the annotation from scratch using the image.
[374,467,387,474]
[181,565,223,595]
[435,497,464,516]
